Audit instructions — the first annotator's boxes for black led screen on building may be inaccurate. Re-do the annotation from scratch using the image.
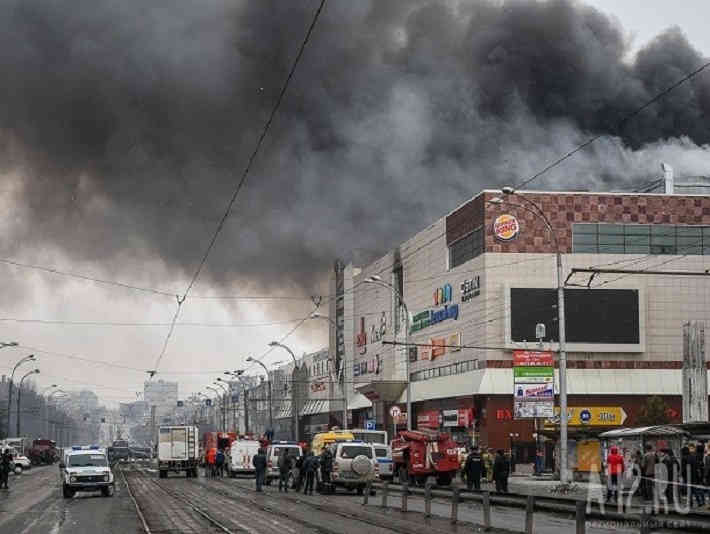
[510,288,640,344]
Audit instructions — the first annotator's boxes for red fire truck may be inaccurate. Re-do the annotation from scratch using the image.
[391,429,460,486]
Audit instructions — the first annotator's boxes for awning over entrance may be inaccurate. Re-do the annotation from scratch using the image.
[355,381,407,403]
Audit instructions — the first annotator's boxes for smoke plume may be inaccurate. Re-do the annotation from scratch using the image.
[1,0,709,296]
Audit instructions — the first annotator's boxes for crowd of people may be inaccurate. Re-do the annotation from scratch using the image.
[461,447,511,493]
[248,447,335,495]
[205,447,228,478]
[605,441,710,508]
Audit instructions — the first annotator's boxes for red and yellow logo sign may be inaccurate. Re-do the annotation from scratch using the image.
[493,214,520,241]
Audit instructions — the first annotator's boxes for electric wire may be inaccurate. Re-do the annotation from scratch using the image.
[151,0,328,374]
[514,59,710,191]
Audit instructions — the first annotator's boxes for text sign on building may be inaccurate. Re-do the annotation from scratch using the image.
[545,406,628,427]
[513,350,554,419]
[461,276,481,302]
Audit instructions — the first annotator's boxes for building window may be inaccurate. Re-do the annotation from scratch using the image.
[449,226,483,268]
[410,359,479,382]
[573,224,710,255]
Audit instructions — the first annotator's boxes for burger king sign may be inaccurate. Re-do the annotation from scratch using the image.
[493,214,520,241]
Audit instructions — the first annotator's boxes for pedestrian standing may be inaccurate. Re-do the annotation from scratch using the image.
[253,448,267,492]
[482,448,494,484]
[303,452,316,495]
[703,442,710,508]
[294,454,304,491]
[206,447,217,478]
[0,449,12,490]
[492,449,509,493]
[464,446,484,491]
[606,446,624,503]
[320,446,333,486]
[216,448,226,478]
[278,451,292,492]
[663,448,679,505]
[691,444,706,507]
[642,444,657,501]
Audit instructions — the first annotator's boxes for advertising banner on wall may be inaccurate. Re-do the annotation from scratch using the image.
[513,350,554,419]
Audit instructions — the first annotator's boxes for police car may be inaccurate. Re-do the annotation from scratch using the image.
[59,446,114,498]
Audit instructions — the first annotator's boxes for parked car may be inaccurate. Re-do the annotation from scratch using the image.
[330,441,377,495]
[373,443,393,480]
[265,441,302,485]
[228,439,260,477]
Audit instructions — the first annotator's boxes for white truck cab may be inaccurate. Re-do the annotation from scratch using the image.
[59,446,114,499]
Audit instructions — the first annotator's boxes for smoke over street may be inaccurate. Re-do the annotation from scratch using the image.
[0,0,708,295]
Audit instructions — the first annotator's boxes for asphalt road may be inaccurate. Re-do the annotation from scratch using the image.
[0,464,141,534]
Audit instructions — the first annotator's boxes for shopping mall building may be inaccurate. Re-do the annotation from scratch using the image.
[327,182,710,465]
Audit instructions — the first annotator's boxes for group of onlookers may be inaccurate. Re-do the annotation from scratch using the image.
[250,446,334,495]
[205,447,228,478]
[606,441,710,508]
[462,446,511,493]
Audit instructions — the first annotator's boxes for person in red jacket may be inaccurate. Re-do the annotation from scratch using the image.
[206,447,217,478]
[606,446,625,503]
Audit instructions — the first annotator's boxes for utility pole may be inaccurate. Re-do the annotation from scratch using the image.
[150,405,156,453]
[243,389,249,434]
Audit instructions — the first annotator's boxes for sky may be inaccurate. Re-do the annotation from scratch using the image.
[0,0,709,408]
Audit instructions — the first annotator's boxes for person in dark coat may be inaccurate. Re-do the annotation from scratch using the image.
[661,449,678,505]
[492,449,510,493]
[252,448,267,492]
[293,454,304,491]
[303,452,317,495]
[320,447,333,486]
[464,446,485,491]
[216,448,226,478]
[278,450,292,492]
[0,449,13,489]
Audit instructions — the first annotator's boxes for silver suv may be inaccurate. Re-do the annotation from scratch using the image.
[329,441,377,495]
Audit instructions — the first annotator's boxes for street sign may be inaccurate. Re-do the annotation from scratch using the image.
[545,406,628,427]
[365,419,376,430]
[389,406,401,418]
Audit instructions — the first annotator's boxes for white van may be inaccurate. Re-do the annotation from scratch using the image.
[228,439,260,477]
[265,441,302,485]
[373,443,393,480]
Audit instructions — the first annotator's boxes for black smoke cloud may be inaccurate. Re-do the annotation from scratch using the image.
[0,0,709,295]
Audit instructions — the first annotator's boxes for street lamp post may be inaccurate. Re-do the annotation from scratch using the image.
[225,370,248,433]
[213,381,230,431]
[205,386,223,431]
[490,188,570,483]
[364,275,412,431]
[6,354,35,439]
[268,343,300,441]
[310,312,348,430]
[246,357,273,438]
[17,368,40,436]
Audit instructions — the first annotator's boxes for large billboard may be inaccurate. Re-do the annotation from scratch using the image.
[510,288,640,344]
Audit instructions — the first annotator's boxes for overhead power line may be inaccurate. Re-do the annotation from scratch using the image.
[0,257,178,297]
[514,59,710,191]
[151,0,328,374]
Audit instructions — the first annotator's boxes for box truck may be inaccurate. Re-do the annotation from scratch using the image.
[158,426,199,478]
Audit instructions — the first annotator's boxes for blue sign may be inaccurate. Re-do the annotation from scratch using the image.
[365,419,376,430]
[580,409,592,424]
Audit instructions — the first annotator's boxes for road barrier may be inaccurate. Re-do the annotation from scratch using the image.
[363,480,710,533]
